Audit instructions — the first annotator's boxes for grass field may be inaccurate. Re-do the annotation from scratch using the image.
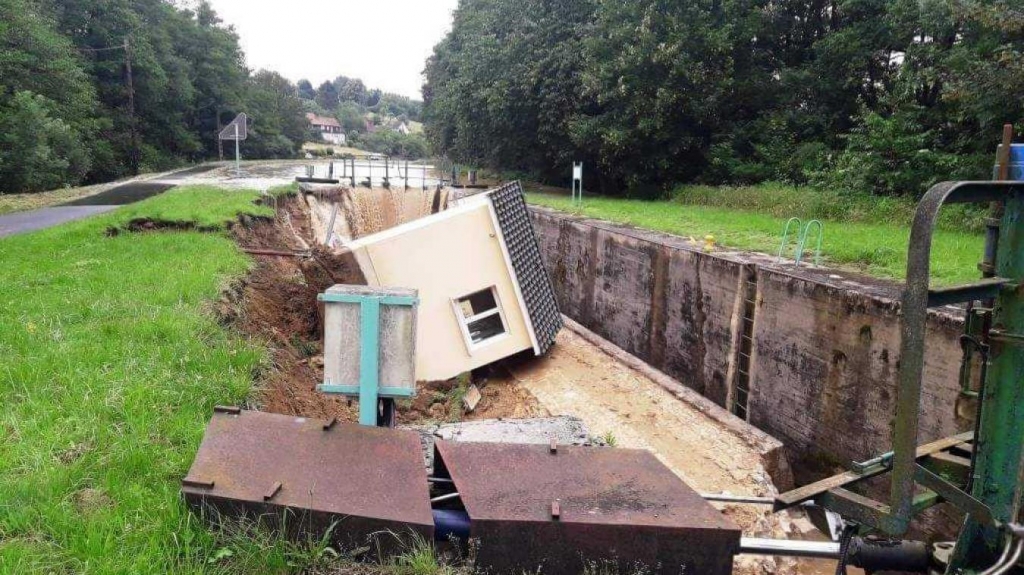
[0,187,269,573]
[527,189,986,286]
[0,186,458,574]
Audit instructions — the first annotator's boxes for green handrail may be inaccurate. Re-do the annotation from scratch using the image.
[777,217,802,263]
[795,220,823,266]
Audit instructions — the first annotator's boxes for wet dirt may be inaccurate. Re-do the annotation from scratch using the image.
[221,199,354,419]
[220,195,538,426]
[490,328,853,575]
[217,192,850,574]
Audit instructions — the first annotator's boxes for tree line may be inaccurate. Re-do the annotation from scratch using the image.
[297,76,428,159]
[0,0,315,194]
[423,0,1024,198]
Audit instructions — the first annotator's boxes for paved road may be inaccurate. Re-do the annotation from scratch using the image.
[0,167,217,239]
[0,206,121,238]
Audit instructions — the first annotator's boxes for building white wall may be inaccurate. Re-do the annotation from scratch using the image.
[321,132,347,145]
[346,200,533,381]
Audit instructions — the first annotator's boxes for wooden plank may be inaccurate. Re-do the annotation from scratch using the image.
[775,432,973,509]
[999,124,1014,181]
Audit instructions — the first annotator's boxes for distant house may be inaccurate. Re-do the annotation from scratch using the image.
[364,119,378,134]
[306,113,346,145]
[385,119,411,135]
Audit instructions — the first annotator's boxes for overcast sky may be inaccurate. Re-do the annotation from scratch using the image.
[201,0,460,100]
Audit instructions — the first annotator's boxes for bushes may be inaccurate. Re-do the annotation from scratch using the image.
[816,109,989,198]
[246,134,299,159]
[0,91,91,194]
[351,131,429,159]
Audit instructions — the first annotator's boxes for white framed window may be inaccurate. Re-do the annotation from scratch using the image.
[452,287,508,353]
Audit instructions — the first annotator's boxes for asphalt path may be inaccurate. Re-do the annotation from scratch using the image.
[0,205,120,238]
[0,165,218,239]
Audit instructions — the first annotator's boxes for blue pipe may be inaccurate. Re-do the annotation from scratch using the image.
[432,509,471,542]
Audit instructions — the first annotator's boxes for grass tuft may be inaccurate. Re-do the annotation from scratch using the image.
[111,185,274,231]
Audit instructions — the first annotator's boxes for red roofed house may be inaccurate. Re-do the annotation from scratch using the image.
[306,113,346,145]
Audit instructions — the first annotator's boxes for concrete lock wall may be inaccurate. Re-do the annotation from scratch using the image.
[529,206,972,469]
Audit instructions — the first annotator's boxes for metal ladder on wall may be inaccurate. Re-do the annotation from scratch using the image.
[777,217,823,266]
[732,265,758,419]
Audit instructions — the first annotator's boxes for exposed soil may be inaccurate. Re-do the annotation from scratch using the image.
[302,184,449,239]
[105,218,226,236]
[214,192,845,574]
[219,195,538,425]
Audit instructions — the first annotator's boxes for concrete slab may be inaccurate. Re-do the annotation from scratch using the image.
[407,416,593,469]
[0,206,118,238]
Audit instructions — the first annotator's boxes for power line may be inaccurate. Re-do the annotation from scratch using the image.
[77,44,128,53]
[73,38,140,175]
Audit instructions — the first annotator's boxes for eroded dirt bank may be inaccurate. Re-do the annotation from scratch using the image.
[219,194,538,425]
[218,192,839,575]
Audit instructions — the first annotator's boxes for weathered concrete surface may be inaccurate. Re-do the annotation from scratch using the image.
[407,416,593,470]
[426,416,591,445]
[749,269,967,464]
[530,206,970,472]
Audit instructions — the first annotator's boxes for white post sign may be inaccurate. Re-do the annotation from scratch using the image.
[218,113,248,174]
[572,162,583,205]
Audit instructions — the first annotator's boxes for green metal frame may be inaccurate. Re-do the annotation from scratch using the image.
[947,190,1024,571]
[778,218,824,266]
[316,291,419,426]
[776,217,802,263]
[772,180,1024,573]
[795,220,823,266]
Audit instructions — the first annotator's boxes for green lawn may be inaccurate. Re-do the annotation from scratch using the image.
[0,187,275,573]
[0,186,457,574]
[527,191,986,286]
[112,185,274,229]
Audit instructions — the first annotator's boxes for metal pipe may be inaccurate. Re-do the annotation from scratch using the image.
[978,536,1013,575]
[994,541,1024,575]
[430,492,461,504]
[739,537,841,559]
[980,536,1022,575]
[701,493,774,505]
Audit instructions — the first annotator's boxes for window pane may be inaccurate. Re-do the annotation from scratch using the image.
[466,314,505,343]
[457,289,498,318]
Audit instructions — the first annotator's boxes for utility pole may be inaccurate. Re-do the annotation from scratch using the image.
[124,37,139,175]
[216,108,224,161]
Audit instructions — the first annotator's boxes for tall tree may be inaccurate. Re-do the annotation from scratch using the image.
[315,80,340,110]
[244,70,306,158]
[0,0,99,192]
[297,78,316,100]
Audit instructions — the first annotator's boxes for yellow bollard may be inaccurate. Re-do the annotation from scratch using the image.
[704,234,716,252]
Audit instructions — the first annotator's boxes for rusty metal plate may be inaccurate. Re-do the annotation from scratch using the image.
[434,441,740,574]
[182,410,433,551]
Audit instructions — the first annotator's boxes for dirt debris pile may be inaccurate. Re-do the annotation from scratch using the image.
[218,194,534,425]
[210,191,832,575]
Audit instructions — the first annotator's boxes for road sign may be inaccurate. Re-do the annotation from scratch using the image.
[219,113,248,173]
[218,113,248,141]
